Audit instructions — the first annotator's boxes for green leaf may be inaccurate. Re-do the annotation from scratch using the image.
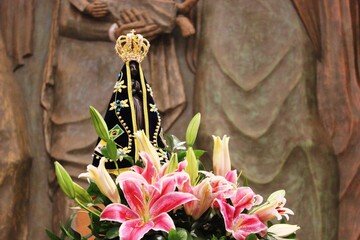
[106,139,118,161]
[186,113,201,147]
[89,106,110,141]
[177,151,187,161]
[245,233,257,240]
[105,227,119,239]
[197,160,205,171]
[168,228,190,240]
[267,221,274,228]
[45,229,62,240]
[60,226,76,240]
[193,150,205,158]
[54,161,75,199]
[100,147,110,159]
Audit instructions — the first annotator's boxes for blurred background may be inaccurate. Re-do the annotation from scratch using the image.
[0,0,359,239]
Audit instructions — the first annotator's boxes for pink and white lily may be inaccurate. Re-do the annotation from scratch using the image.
[230,187,263,217]
[78,157,120,203]
[251,190,294,222]
[215,198,267,240]
[179,174,235,220]
[100,152,196,240]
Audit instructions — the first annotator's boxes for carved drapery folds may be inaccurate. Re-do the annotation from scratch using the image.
[292,0,360,238]
[194,1,338,239]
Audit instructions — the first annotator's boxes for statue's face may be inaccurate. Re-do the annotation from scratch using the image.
[130,61,139,77]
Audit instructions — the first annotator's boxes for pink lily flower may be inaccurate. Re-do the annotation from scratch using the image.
[251,191,294,222]
[215,199,267,240]
[100,153,196,240]
[230,187,263,217]
[180,174,235,220]
[131,152,189,188]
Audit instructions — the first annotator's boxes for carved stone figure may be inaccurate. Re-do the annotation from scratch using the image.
[194,1,338,239]
[41,0,196,230]
[0,1,33,239]
[0,15,32,240]
[292,0,360,238]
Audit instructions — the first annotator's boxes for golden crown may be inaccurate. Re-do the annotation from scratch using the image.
[115,30,150,63]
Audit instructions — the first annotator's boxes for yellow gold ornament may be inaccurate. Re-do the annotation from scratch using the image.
[115,29,150,63]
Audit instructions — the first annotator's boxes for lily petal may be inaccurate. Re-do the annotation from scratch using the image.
[119,219,154,240]
[101,203,138,223]
[120,179,148,214]
[152,213,175,232]
[268,224,300,237]
[139,151,158,184]
[151,192,197,217]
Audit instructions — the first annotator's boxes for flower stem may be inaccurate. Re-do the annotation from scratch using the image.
[74,198,101,217]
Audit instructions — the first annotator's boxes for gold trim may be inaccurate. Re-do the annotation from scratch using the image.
[139,64,149,138]
[107,167,131,176]
[126,61,138,161]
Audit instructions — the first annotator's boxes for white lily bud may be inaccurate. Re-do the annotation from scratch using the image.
[212,135,231,176]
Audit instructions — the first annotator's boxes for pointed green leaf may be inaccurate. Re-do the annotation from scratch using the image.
[55,161,75,199]
[106,139,118,161]
[193,149,206,158]
[186,113,201,147]
[245,233,257,240]
[100,147,110,159]
[89,106,110,141]
[45,229,62,240]
[168,228,190,240]
[105,227,119,239]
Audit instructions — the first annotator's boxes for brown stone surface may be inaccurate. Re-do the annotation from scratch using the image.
[0,1,359,239]
[41,0,196,233]
[194,1,338,239]
[0,28,32,240]
[292,0,360,238]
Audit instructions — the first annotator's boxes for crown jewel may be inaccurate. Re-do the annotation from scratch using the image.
[115,30,150,63]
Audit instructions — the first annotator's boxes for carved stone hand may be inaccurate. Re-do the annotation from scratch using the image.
[84,0,109,18]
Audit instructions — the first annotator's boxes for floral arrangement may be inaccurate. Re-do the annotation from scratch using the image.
[47,107,299,240]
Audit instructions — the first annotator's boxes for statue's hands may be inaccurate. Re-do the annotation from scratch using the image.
[84,1,109,18]
[176,0,199,14]
[114,9,162,41]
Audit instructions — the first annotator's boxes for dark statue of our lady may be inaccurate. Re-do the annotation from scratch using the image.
[92,30,165,171]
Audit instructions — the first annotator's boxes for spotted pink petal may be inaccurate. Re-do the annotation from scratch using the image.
[119,218,154,240]
[231,187,256,215]
[120,178,147,214]
[232,215,267,240]
[152,212,176,232]
[225,170,237,183]
[214,198,235,230]
[150,192,197,217]
[177,160,187,172]
[101,203,138,223]
[139,151,159,183]
[215,199,266,240]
